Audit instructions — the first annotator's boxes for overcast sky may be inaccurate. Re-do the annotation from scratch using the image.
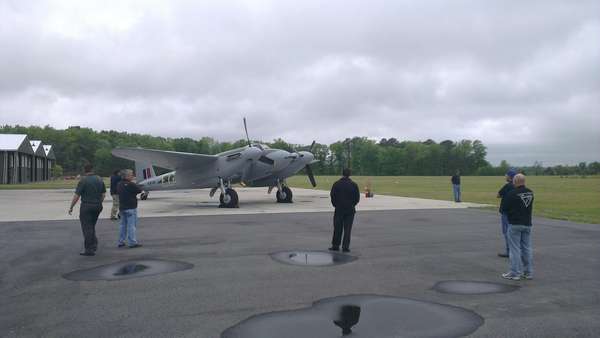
[1,0,599,165]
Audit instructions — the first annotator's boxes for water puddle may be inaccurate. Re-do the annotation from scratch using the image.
[270,251,357,266]
[433,280,519,295]
[114,263,148,276]
[63,259,193,281]
[221,294,483,338]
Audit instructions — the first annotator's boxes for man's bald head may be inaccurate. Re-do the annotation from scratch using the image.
[513,173,526,187]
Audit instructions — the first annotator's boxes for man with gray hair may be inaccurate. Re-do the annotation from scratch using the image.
[500,173,534,281]
[117,169,143,248]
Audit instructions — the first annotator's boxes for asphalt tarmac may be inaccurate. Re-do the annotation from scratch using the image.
[1,197,599,337]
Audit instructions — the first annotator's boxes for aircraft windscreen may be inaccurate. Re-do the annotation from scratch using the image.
[253,144,270,150]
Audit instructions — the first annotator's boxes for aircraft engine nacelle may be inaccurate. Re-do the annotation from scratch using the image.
[266,150,295,172]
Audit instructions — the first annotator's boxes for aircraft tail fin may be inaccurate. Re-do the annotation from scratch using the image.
[135,161,156,182]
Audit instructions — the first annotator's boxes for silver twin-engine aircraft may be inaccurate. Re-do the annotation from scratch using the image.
[111,119,317,208]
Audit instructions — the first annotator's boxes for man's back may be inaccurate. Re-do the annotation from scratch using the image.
[330,177,360,211]
[76,175,106,204]
[502,186,534,226]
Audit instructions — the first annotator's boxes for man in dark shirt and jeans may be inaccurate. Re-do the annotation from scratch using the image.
[117,169,143,248]
[69,164,106,256]
[329,168,360,253]
[497,169,517,258]
[451,170,461,202]
[501,174,534,281]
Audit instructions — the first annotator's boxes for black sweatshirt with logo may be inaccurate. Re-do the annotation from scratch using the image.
[500,185,534,226]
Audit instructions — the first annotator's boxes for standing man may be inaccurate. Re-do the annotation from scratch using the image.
[329,168,360,253]
[497,169,517,258]
[501,173,534,281]
[68,164,106,256]
[109,169,122,220]
[451,170,461,202]
[117,169,143,248]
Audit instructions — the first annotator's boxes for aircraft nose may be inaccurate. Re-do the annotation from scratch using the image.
[299,151,314,163]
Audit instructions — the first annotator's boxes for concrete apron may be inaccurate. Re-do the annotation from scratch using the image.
[0,188,485,222]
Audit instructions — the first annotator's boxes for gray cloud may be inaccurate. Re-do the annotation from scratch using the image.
[1,0,598,165]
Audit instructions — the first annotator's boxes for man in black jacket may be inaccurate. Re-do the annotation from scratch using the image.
[117,169,143,248]
[68,164,106,256]
[329,168,360,252]
[496,169,517,258]
[451,170,461,202]
[500,173,534,281]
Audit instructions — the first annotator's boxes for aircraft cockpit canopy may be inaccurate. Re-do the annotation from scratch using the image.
[253,144,270,150]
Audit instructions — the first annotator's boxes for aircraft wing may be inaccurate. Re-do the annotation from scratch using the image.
[112,147,218,170]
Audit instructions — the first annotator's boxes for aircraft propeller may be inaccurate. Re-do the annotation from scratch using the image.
[304,140,317,187]
[243,117,251,147]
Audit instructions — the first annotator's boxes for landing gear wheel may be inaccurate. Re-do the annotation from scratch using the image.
[276,186,293,203]
[140,191,149,200]
[219,188,239,208]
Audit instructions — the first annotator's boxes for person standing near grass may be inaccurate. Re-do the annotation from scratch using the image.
[497,169,517,258]
[451,170,461,202]
[109,169,122,220]
[117,169,143,248]
[329,168,360,253]
[68,163,106,256]
[501,173,534,281]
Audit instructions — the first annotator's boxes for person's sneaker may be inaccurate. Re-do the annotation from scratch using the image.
[117,243,126,248]
[110,217,118,220]
[342,248,351,253]
[497,253,509,258]
[79,251,95,256]
[522,273,533,280]
[128,243,143,249]
[328,247,340,252]
[501,272,521,281]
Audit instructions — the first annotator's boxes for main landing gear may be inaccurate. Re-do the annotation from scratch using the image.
[214,178,239,208]
[275,180,293,203]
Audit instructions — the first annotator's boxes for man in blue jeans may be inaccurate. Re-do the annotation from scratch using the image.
[501,173,534,281]
[497,169,517,258]
[117,169,143,248]
[451,170,461,202]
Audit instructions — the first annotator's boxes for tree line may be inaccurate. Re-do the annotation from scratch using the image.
[2,125,598,177]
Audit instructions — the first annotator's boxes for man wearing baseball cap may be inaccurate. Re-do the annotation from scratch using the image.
[497,169,517,258]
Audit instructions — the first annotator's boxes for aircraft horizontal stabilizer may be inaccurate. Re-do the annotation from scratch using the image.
[112,147,218,170]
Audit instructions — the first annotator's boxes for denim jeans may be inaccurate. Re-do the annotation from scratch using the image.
[452,184,461,202]
[500,213,510,255]
[119,208,138,246]
[507,224,533,276]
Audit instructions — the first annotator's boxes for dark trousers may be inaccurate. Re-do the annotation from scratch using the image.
[79,203,102,252]
[332,209,355,250]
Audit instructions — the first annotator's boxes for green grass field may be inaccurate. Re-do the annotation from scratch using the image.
[288,175,600,225]
[0,178,109,190]
[2,175,598,224]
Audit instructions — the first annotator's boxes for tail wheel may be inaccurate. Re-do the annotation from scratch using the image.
[219,188,239,208]
[140,191,149,200]
[276,186,293,203]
